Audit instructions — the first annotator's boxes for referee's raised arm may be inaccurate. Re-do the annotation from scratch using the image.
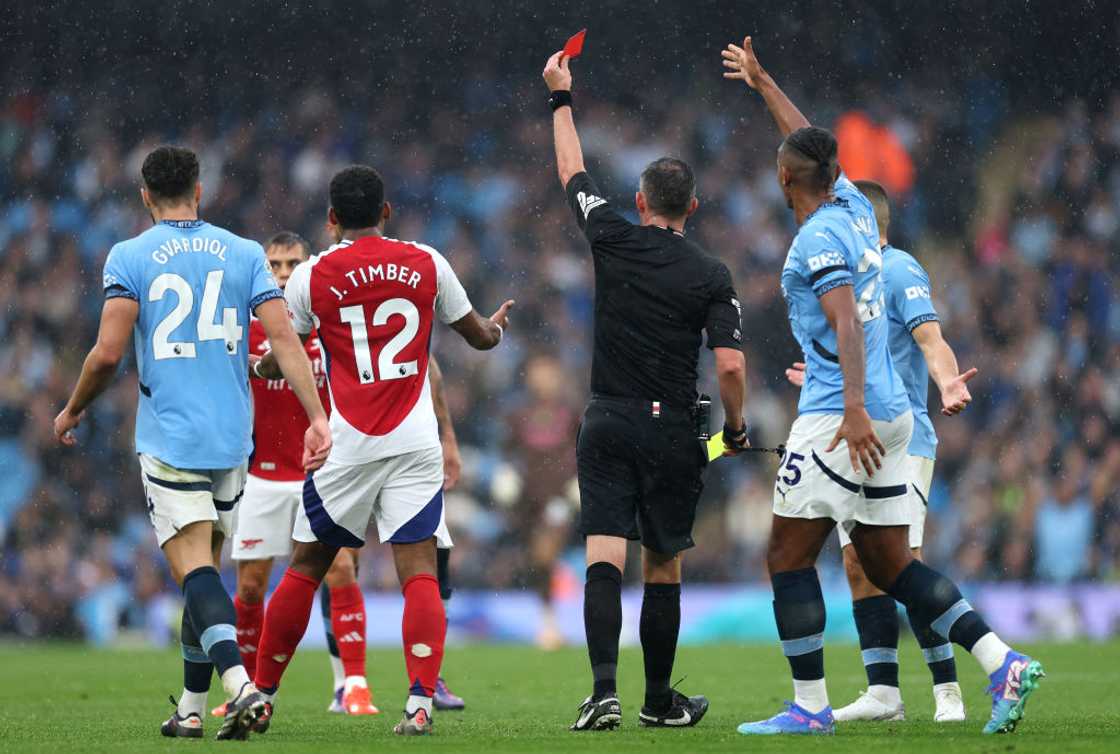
[542,51,584,188]
[542,49,750,731]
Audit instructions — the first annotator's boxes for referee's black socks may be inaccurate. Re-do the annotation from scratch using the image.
[640,582,681,713]
[584,562,623,699]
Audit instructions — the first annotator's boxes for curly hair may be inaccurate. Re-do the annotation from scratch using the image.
[329,165,385,229]
[141,145,199,202]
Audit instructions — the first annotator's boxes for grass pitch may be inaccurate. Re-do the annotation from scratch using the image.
[0,639,1115,753]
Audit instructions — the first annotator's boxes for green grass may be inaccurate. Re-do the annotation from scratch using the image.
[0,640,1116,752]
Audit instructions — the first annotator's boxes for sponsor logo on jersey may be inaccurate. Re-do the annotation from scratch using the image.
[807,251,846,271]
[904,285,931,300]
[577,191,607,219]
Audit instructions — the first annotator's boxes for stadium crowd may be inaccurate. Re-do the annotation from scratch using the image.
[1,5,1117,640]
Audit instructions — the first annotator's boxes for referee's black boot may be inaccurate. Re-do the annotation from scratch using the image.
[639,689,709,727]
[571,695,622,731]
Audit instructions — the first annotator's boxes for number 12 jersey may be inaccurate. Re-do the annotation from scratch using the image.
[284,236,472,465]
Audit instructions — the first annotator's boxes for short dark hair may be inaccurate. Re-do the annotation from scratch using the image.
[141,145,200,203]
[639,157,695,219]
[265,230,311,257]
[781,126,838,192]
[853,179,890,236]
[329,165,385,229]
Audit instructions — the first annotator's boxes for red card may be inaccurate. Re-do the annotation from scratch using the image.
[563,28,587,59]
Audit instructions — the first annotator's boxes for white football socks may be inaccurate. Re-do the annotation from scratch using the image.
[793,679,830,714]
[343,675,368,695]
[970,632,1012,675]
[220,665,253,700]
[329,655,345,691]
[405,694,433,716]
[178,689,208,718]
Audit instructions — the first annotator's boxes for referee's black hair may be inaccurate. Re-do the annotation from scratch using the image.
[329,165,385,229]
[639,157,696,219]
[781,126,838,193]
[141,145,199,203]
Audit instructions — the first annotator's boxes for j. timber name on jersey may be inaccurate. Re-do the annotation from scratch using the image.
[577,191,607,219]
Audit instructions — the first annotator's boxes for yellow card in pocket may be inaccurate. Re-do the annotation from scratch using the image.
[707,431,725,462]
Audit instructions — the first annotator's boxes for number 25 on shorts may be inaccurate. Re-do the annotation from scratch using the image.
[779,450,805,487]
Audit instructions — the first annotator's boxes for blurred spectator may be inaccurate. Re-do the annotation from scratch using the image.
[1032,448,1095,583]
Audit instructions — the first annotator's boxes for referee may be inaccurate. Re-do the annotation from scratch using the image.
[542,52,748,731]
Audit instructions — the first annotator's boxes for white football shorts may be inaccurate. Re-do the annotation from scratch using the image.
[230,475,303,561]
[772,411,914,537]
[837,453,935,549]
[292,445,452,549]
[138,454,247,547]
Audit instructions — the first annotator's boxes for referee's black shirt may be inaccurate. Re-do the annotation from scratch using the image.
[566,171,743,409]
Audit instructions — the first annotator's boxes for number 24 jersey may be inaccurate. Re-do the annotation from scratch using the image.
[284,236,472,465]
[102,219,283,470]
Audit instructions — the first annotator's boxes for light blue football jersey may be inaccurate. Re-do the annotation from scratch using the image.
[780,174,909,421]
[102,219,282,470]
[881,245,939,459]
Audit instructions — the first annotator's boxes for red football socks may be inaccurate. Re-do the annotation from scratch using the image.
[234,596,264,678]
[401,574,446,697]
[330,583,367,679]
[254,568,319,691]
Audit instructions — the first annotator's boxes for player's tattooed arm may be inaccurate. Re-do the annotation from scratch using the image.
[542,51,586,188]
[54,297,139,445]
[820,286,886,476]
[722,36,810,137]
[429,357,462,490]
[448,300,514,351]
[911,321,978,416]
[256,297,331,470]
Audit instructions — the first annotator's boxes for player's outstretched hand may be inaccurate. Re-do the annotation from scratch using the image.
[940,366,978,416]
[827,405,885,477]
[785,361,806,387]
[722,36,766,89]
[542,51,572,91]
[490,299,515,331]
[53,407,82,446]
[302,415,332,471]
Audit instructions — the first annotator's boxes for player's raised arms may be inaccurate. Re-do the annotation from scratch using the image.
[722,37,810,135]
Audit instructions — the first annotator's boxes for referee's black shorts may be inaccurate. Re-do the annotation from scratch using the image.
[576,395,708,555]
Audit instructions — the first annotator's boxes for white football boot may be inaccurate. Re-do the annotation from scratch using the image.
[933,682,966,722]
[833,688,905,722]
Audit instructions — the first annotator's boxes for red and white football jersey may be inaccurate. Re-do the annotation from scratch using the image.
[248,319,331,481]
[284,236,472,465]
